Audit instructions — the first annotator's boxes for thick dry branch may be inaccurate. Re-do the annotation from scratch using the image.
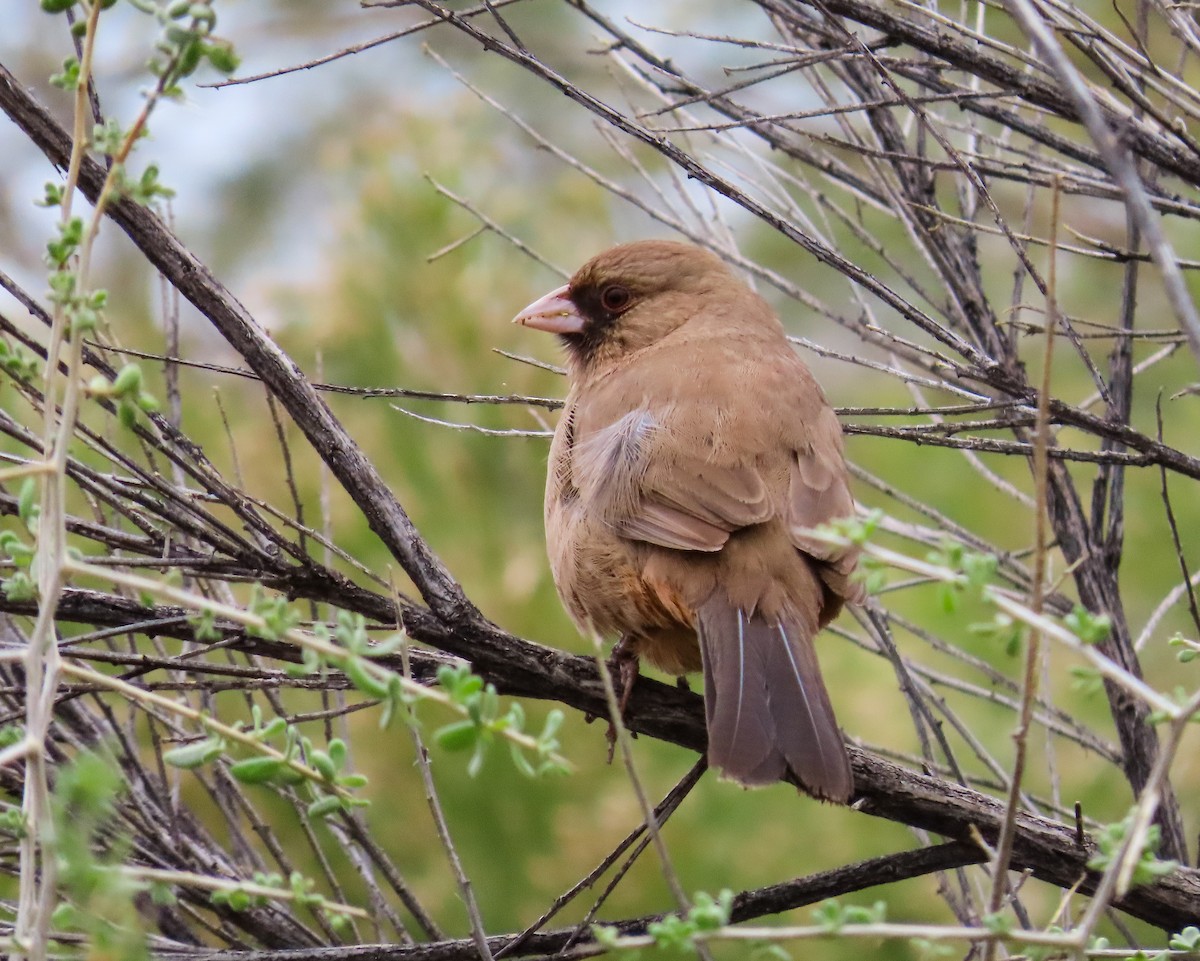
[7,588,1198,932]
[166,844,988,960]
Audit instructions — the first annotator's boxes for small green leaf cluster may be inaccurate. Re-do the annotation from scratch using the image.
[115,162,175,204]
[1169,634,1200,664]
[162,733,225,771]
[923,539,1021,653]
[189,604,221,643]
[246,585,302,641]
[810,897,887,933]
[646,890,733,951]
[1169,926,1200,951]
[43,0,239,90]
[129,0,240,94]
[211,870,350,931]
[591,924,635,955]
[820,511,884,593]
[0,339,38,384]
[1068,665,1104,697]
[0,725,23,750]
[967,610,1022,656]
[45,216,83,268]
[918,539,1114,658]
[87,363,160,428]
[1086,815,1178,887]
[824,509,882,547]
[36,182,66,208]
[0,727,26,838]
[209,872,276,911]
[48,56,81,90]
[165,705,370,821]
[86,120,174,206]
[1063,605,1111,645]
[92,117,134,158]
[1146,686,1200,726]
[434,663,567,778]
[293,610,412,729]
[855,555,888,596]
[44,219,108,337]
[302,613,569,776]
[592,890,732,957]
[971,598,1108,659]
[1,479,40,602]
[167,603,568,782]
[0,801,26,839]
[40,0,118,15]
[980,911,1014,936]
[927,540,998,613]
[50,751,149,961]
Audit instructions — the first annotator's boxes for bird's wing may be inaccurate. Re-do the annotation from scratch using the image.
[571,407,771,552]
[786,405,863,602]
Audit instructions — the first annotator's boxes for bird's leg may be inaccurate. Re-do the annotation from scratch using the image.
[605,633,641,762]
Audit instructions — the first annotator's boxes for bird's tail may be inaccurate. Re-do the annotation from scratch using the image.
[696,595,853,801]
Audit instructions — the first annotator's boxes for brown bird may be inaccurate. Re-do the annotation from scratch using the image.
[513,240,862,801]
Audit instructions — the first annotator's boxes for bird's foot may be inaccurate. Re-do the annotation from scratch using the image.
[605,635,641,763]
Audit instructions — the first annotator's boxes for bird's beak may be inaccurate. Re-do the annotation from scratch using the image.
[511,284,585,335]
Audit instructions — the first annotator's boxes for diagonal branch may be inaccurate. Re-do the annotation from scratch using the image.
[0,62,473,630]
[9,587,1200,932]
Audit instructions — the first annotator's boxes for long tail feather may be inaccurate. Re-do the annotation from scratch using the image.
[697,596,853,801]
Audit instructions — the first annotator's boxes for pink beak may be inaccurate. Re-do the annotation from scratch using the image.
[511,284,585,335]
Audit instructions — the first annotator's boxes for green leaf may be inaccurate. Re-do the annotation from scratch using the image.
[343,655,390,699]
[811,899,847,933]
[1169,927,1200,950]
[49,57,81,90]
[1087,815,1179,887]
[163,737,223,769]
[369,631,407,656]
[111,363,143,397]
[689,889,732,930]
[435,719,478,752]
[307,795,342,820]
[17,478,37,529]
[2,571,36,602]
[310,750,336,782]
[1064,605,1112,645]
[228,757,285,785]
[981,911,1013,935]
[509,743,535,778]
[204,40,240,75]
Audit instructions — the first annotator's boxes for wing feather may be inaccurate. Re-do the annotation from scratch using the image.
[572,407,772,553]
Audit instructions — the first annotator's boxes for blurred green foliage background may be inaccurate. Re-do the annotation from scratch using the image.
[3,2,1200,957]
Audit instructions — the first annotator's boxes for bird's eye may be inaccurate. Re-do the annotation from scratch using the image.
[599,284,632,314]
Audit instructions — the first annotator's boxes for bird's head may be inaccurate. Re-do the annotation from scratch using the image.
[512,240,746,373]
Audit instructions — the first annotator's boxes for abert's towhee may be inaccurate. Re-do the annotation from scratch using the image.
[514,240,862,802]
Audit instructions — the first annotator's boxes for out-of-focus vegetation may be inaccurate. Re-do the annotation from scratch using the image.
[3,2,1200,959]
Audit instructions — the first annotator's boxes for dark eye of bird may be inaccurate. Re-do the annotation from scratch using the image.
[599,284,632,314]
